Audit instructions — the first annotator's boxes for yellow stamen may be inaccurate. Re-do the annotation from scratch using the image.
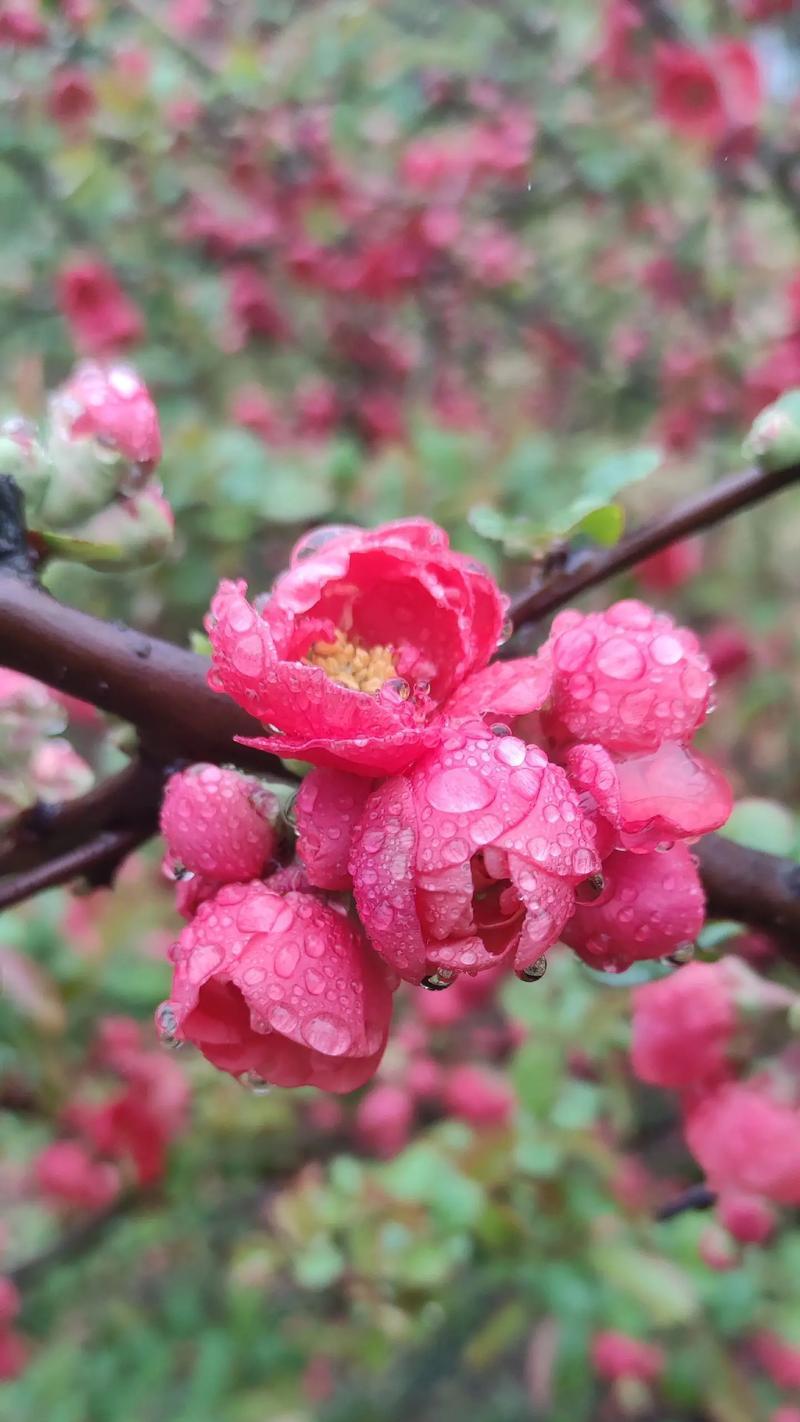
[305,629,400,694]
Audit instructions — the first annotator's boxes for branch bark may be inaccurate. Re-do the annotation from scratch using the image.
[508,460,800,633]
[0,574,291,776]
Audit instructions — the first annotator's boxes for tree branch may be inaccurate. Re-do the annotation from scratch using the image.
[0,574,292,776]
[695,834,800,947]
[508,460,800,632]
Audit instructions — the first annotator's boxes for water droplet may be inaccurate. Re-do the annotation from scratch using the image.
[497,616,514,647]
[421,969,456,991]
[303,1013,352,1055]
[292,524,356,561]
[575,872,605,904]
[489,722,512,737]
[665,943,695,966]
[427,767,495,813]
[516,957,548,983]
[379,677,411,704]
[239,1070,273,1095]
[155,1001,182,1049]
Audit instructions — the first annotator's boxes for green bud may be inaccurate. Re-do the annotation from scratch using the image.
[742,389,800,471]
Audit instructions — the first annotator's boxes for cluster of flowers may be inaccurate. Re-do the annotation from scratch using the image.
[0,1015,189,1385]
[0,669,93,829]
[1,361,172,570]
[156,519,731,1092]
[632,957,800,1252]
[33,1014,189,1208]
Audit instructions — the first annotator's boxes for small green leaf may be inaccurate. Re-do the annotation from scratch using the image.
[722,798,798,857]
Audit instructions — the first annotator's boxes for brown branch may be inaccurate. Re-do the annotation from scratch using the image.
[508,460,800,632]
[656,1184,717,1221]
[0,829,149,910]
[695,834,800,947]
[0,574,291,776]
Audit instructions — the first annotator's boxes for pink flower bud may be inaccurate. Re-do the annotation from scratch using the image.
[355,1083,413,1157]
[160,764,279,883]
[591,1331,664,1383]
[442,1064,516,1129]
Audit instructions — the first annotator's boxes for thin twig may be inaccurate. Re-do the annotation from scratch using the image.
[508,460,800,632]
[656,1184,717,1221]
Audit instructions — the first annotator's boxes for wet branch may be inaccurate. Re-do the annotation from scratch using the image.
[508,460,800,633]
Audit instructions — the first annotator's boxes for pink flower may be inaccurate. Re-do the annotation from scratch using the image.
[225,264,289,349]
[0,1330,29,1381]
[206,520,508,776]
[653,41,761,145]
[685,1084,800,1205]
[562,843,705,972]
[295,768,373,890]
[591,1331,664,1383]
[48,66,96,127]
[160,764,279,882]
[565,740,732,853]
[540,600,714,753]
[635,538,703,593]
[753,1332,800,1390]
[631,961,737,1090]
[0,1,46,46]
[34,1140,120,1211]
[355,1083,413,1157]
[350,721,599,984]
[57,259,144,355]
[50,362,161,467]
[161,880,394,1092]
[718,1191,775,1245]
[442,1064,516,1129]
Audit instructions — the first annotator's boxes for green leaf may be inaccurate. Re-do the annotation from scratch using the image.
[582,446,662,500]
[593,1244,699,1326]
[721,797,798,856]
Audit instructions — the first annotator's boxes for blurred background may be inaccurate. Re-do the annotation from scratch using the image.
[2,1,800,1418]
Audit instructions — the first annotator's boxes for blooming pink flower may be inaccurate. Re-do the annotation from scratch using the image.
[631,961,737,1090]
[355,1082,414,1157]
[160,764,278,882]
[57,259,144,355]
[540,601,714,753]
[295,768,373,890]
[161,880,394,1092]
[718,1191,775,1245]
[591,1331,664,1383]
[653,41,761,146]
[442,1063,516,1129]
[51,362,161,467]
[562,843,705,972]
[34,1140,120,1211]
[685,1083,800,1205]
[350,721,599,983]
[206,520,508,776]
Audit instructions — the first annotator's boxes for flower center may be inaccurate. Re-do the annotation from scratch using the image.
[305,629,400,694]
